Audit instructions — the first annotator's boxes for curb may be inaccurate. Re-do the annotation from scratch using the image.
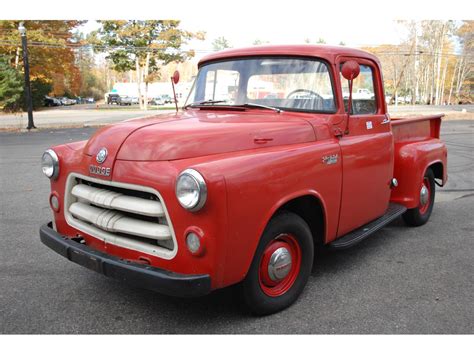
[0,113,175,132]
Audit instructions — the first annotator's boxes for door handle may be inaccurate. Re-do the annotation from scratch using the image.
[254,137,274,144]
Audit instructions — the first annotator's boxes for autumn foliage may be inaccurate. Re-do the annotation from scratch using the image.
[0,20,84,97]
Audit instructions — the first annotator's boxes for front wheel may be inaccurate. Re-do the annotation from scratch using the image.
[403,168,436,226]
[241,211,314,315]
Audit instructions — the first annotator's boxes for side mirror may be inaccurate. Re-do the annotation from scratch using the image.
[341,61,360,135]
[341,60,360,81]
[172,70,180,85]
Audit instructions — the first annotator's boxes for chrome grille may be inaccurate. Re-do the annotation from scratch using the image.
[64,174,177,259]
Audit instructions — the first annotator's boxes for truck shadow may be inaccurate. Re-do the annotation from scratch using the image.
[312,217,407,276]
[87,218,409,332]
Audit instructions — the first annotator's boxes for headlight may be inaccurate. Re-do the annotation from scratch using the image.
[41,149,59,179]
[175,169,207,211]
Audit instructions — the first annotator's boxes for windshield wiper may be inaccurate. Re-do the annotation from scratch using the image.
[184,99,227,109]
[184,100,283,113]
[235,102,283,113]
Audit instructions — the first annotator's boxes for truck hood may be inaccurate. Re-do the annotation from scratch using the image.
[84,110,316,162]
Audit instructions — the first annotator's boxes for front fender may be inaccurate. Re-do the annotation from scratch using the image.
[188,140,342,288]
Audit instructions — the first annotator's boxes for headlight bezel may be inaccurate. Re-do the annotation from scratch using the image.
[42,149,59,180]
[175,168,207,212]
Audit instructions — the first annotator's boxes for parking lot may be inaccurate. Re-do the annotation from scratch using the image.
[0,120,473,334]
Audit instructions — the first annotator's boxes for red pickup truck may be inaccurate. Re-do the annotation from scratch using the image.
[40,45,447,315]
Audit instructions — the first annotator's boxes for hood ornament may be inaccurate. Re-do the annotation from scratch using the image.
[96,148,108,164]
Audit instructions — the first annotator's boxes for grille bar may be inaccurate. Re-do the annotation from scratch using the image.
[71,183,165,217]
[70,202,172,240]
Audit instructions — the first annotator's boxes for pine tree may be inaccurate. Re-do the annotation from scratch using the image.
[0,56,23,111]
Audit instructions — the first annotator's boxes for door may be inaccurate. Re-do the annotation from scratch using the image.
[336,58,394,237]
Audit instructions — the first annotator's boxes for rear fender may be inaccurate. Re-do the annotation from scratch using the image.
[391,139,447,209]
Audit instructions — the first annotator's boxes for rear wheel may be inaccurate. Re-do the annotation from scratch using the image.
[241,211,314,315]
[403,168,435,226]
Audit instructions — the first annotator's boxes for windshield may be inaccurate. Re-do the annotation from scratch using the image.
[185,57,336,113]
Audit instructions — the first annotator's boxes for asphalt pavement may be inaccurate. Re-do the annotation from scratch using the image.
[0,120,473,334]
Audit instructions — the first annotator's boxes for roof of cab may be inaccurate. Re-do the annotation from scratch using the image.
[198,44,379,67]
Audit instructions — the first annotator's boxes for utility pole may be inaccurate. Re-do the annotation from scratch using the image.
[18,22,35,130]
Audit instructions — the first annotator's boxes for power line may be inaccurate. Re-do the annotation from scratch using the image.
[375,52,473,58]
[0,40,216,54]
[1,37,472,59]
[1,40,471,58]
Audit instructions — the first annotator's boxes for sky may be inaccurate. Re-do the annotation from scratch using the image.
[79,17,409,62]
[8,0,469,61]
[181,16,408,49]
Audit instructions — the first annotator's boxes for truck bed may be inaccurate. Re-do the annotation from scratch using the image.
[391,114,444,142]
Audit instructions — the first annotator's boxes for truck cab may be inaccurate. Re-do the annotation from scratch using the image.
[40,45,447,315]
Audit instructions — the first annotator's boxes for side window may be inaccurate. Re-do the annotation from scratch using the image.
[341,64,377,115]
[204,69,240,103]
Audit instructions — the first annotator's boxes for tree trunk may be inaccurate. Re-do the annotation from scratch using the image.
[135,57,143,109]
[434,48,441,104]
[456,56,468,100]
[412,23,419,104]
[448,59,458,104]
[455,57,463,97]
[423,64,430,103]
[434,23,446,105]
[105,65,111,93]
[15,47,20,69]
[439,58,448,105]
[143,52,150,111]
[390,42,415,105]
[430,60,435,105]
[405,70,409,99]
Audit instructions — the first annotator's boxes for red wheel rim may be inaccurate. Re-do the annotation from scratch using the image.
[419,177,431,215]
[258,233,302,297]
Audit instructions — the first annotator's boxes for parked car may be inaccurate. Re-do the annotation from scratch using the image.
[58,97,76,106]
[39,45,448,315]
[343,88,374,100]
[118,96,133,106]
[107,93,121,105]
[44,96,61,107]
[85,97,95,104]
[161,94,173,104]
[131,97,139,105]
[150,97,165,105]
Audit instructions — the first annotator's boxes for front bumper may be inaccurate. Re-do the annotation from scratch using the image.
[39,222,211,297]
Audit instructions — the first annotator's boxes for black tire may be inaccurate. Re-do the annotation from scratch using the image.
[403,168,435,226]
[241,211,314,315]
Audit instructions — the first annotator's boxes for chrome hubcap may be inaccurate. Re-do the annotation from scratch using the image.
[420,185,429,206]
[268,247,292,281]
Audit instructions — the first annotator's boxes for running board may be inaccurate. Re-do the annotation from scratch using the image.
[329,203,407,250]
